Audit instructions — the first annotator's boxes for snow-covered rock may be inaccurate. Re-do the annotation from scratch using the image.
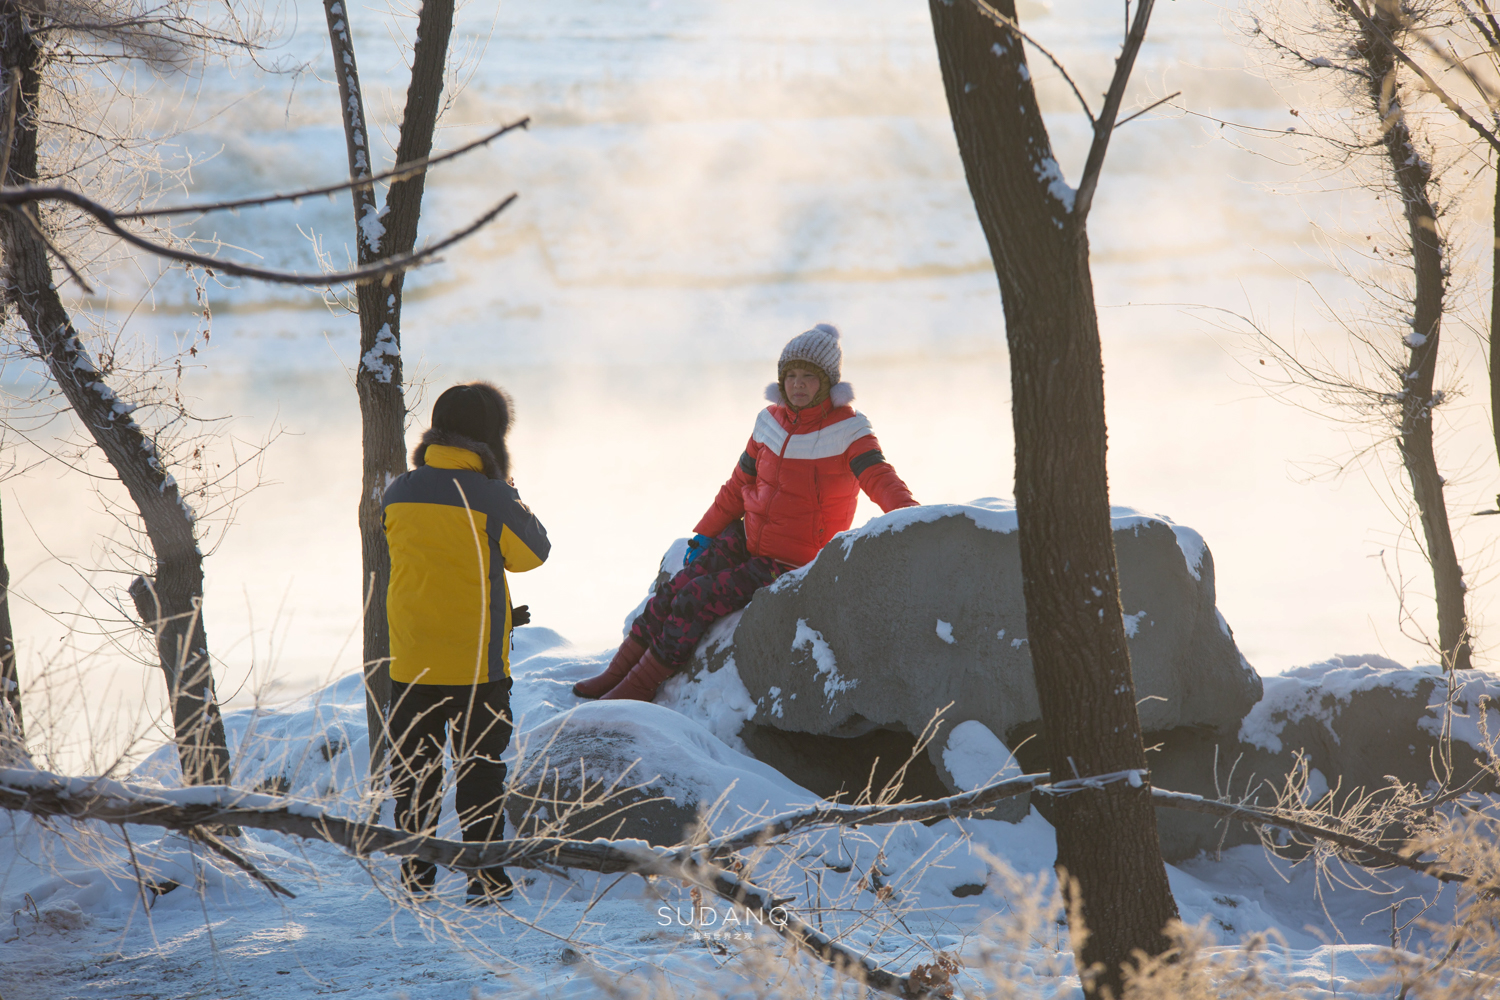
[696,500,1260,801]
[506,701,819,846]
[1146,655,1500,860]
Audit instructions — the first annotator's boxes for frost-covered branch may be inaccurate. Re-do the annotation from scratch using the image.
[704,772,1050,856]
[183,824,294,899]
[1334,0,1500,153]
[1150,788,1478,886]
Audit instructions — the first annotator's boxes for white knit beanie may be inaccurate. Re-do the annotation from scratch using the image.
[767,323,855,407]
[778,323,842,385]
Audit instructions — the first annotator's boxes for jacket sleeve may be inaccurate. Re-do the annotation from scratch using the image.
[694,436,757,537]
[495,485,550,573]
[846,433,917,513]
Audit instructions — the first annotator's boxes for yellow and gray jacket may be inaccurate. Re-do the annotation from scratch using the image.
[383,428,549,685]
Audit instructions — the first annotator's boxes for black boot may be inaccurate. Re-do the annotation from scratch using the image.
[465,866,514,906]
[401,858,436,897]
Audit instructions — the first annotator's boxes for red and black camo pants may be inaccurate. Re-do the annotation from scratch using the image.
[629,520,783,671]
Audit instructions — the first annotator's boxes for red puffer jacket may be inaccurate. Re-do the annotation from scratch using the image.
[695,398,917,568]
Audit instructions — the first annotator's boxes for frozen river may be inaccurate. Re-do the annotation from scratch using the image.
[12,0,1500,765]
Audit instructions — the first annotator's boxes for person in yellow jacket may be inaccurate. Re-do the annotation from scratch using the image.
[382,381,549,903]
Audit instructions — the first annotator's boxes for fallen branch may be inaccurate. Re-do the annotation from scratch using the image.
[704,771,1051,856]
[1150,788,1477,886]
[9,764,1492,995]
[0,768,926,997]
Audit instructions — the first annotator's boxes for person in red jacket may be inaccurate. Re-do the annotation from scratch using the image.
[574,323,918,701]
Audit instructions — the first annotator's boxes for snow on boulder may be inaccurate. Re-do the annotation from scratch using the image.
[506,701,819,847]
[938,720,1027,822]
[716,499,1261,796]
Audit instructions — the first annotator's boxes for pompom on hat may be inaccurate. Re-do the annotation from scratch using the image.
[768,322,855,408]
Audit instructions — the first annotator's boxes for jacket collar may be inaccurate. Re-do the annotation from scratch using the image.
[774,397,848,430]
[423,445,485,472]
[413,427,503,478]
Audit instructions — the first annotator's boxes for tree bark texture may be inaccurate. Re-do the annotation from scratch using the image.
[323,0,454,772]
[0,491,22,749]
[927,1,1178,993]
[0,4,230,784]
[1492,167,1500,489]
[1356,5,1472,671]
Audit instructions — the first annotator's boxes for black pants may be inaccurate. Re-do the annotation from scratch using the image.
[388,677,513,859]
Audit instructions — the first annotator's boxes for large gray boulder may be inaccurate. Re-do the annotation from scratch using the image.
[719,500,1261,792]
[506,701,817,846]
[1145,656,1500,859]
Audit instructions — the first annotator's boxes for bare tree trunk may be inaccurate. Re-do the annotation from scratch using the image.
[0,4,230,783]
[323,0,395,775]
[1491,167,1500,487]
[324,0,454,772]
[1357,7,1472,671]
[0,35,19,760]
[0,492,22,750]
[926,2,1178,994]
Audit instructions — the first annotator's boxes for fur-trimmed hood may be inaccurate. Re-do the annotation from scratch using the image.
[765,381,855,409]
[413,426,508,480]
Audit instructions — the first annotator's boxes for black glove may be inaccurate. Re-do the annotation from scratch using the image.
[511,605,531,628]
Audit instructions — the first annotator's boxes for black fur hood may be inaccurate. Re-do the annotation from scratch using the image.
[413,426,509,480]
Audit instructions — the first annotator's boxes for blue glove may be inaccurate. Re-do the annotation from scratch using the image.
[683,533,713,566]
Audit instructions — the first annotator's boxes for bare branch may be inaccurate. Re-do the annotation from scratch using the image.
[0,185,518,286]
[112,118,530,220]
[1114,90,1181,129]
[1151,788,1479,887]
[184,825,295,899]
[706,772,1051,856]
[1471,0,1500,49]
[1074,0,1157,220]
[1254,26,1373,82]
[1335,0,1500,153]
[9,204,95,294]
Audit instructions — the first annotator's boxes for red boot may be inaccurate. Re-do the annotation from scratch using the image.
[573,635,647,699]
[600,649,675,702]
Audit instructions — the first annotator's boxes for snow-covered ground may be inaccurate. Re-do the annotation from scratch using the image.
[0,628,1467,999]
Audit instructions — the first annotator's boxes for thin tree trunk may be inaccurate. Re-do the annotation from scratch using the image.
[323,0,455,773]
[328,0,462,773]
[1359,8,1472,671]
[1491,166,1500,487]
[0,3,229,783]
[323,0,395,775]
[0,492,21,756]
[927,2,1178,994]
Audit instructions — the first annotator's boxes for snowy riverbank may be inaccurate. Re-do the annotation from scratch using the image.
[0,628,1464,999]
